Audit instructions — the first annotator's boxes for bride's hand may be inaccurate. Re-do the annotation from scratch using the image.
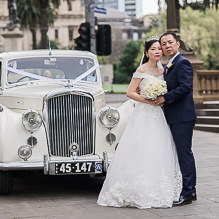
[145,99,155,105]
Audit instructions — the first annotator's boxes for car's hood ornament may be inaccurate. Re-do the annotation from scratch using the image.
[69,142,80,160]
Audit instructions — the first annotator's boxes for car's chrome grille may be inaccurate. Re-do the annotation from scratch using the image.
[47,93,94,157]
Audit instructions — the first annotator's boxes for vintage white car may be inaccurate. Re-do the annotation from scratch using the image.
[0,50,134,194]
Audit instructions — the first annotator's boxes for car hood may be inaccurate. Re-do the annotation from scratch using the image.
[1,83,103,111]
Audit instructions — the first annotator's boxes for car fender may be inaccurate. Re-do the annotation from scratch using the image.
[0,105,48,162]
[95,99,135,158]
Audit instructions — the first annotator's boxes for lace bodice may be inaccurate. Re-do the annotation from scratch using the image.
[132,72,164,97]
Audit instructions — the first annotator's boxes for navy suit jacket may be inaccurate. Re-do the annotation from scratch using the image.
[163,54,196,125]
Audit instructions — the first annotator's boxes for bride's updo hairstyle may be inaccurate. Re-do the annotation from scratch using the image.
[141,36,159,64]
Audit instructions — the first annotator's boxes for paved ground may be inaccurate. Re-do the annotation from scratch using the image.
[0,130,218,219]
[105,93,129,104]
[0,95,218,219]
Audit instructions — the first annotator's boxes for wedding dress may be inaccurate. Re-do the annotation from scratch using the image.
[97,72,182,209]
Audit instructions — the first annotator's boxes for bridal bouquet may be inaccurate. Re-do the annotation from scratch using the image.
[143,79,167,100]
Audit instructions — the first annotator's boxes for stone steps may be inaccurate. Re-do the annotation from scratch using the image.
[196,109,219,116]
[195,124,219,132]
[195,101,219,109]
[195,102,219,132]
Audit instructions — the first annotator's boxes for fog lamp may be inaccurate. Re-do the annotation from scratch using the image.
[18,145,32,161]
[106,132,116,145]
[27,136,37,147]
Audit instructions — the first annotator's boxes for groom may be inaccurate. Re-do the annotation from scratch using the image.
[153,32,197,206]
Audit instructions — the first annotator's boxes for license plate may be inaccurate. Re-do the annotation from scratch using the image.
[54,161,103,174]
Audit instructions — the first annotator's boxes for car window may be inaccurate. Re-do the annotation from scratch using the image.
[6,57,97,84]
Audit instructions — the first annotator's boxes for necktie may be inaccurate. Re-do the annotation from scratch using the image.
[164,65,168,75]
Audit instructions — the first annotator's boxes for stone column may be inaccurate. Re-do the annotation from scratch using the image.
[1,26,23,51]
[186,55,204,104]
[1,0,23,52]
[165,0,204,104]
[166,0,179,33]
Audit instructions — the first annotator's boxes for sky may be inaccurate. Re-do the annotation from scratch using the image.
[142,0,159,15]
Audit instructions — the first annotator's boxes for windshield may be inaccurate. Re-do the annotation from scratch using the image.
[6,56,97,85]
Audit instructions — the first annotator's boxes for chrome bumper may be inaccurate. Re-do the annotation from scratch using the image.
[0,152,110,174]
[0,162,44,170]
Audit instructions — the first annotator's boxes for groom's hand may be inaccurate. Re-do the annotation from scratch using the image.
[153,96,165,106]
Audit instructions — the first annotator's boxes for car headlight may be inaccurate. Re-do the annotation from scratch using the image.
[18,145,32,161]
[99,106,120,129]
[22,109,42,132]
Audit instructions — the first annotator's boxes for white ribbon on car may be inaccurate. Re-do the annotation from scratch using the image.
[4,64,99,86]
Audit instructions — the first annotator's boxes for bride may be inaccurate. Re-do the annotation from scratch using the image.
[97,37,182,209]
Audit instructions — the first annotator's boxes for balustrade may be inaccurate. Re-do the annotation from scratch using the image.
[196,70,219,95]
[194,70,219,103]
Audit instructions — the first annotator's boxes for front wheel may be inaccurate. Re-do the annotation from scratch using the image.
[0,171,13,194]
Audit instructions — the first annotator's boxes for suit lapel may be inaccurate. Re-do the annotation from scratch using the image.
[165,54,181,76]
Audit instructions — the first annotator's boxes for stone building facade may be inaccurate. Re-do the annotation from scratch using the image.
[0,0,147,63]
[0,0,84,52]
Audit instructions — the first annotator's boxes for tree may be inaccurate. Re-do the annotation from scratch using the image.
[114,41,140,84]
[37,0,58,49]
[39,0,74,49]
[165,0,219,32]
[180,7,219,69]
[17,0,40,49]
[37,39,59,49]
[179,0,219,10]
[141,6,219,70]
[17,0,72,49]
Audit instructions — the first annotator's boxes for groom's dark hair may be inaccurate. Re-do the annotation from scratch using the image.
[159,32,179,43]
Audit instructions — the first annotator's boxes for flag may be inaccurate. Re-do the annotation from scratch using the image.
[94,7,107,14]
